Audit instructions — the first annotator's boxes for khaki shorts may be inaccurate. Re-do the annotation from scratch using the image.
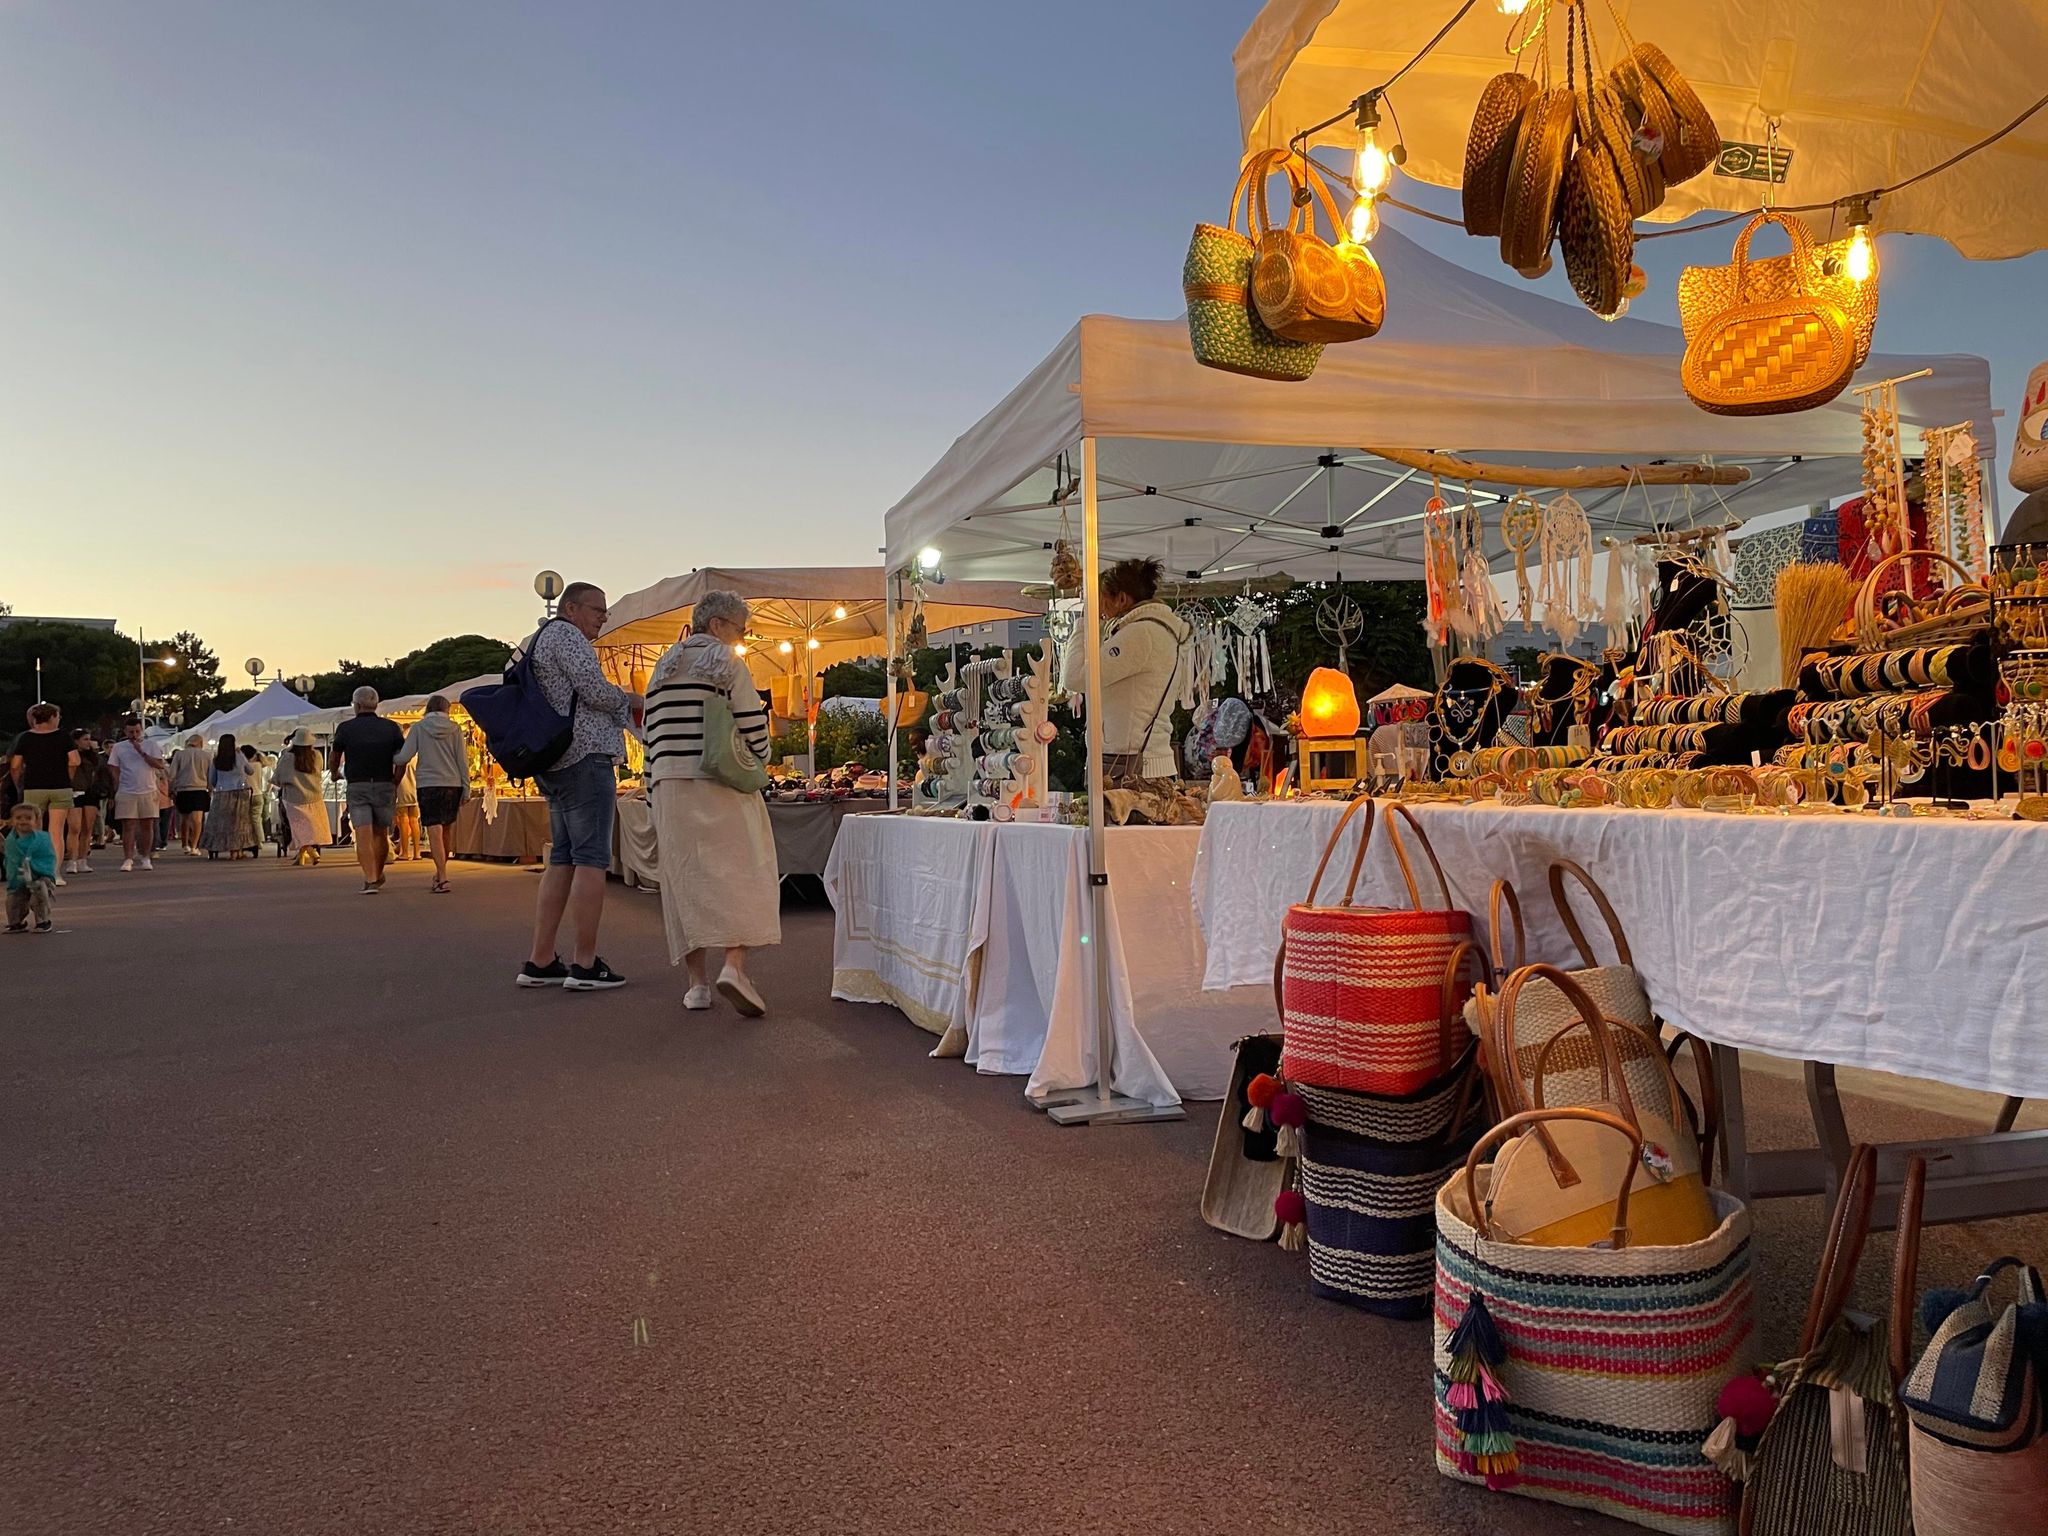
[22,787,73,815]
[113,791,158,822]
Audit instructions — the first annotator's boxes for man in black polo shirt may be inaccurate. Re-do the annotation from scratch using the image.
[330,686,405,893]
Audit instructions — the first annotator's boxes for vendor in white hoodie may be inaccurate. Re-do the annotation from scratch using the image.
[1061,556,1192,781]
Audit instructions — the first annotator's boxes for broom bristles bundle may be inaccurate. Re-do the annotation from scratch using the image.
[1774,562,1859,688]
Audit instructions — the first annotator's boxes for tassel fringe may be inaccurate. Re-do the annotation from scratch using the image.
[1273,1123,1302,1159]
[1277,1220,1306,1253]
[1241,1104,1266,1133]
[1444,1291,1518,1490]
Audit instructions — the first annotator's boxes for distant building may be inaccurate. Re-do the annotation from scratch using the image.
[0,614,119,630]
[927,615,1046,651]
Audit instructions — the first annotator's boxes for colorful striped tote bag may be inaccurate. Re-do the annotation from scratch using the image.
[1278,797,1474,1095]
[1297,1039,1488,1319]
[1433,1105,1757,1536]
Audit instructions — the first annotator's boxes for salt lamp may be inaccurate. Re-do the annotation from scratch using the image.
[1300,666,1360,738]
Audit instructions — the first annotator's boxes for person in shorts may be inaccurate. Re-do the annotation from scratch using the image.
[5,801,58,932]
[329,686,404,893]
[8,702,79,886]
[516,582,640,990]
[106,717,167,870]
[393,693,469,894]
[67,728,109,873]
[168,733,212,854]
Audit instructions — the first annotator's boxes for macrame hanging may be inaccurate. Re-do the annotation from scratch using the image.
[1538,493,1595,646]
[1500,493,1544,631]
[1047,450,1083,594]
[1226,591,1276,697]
[1600,536,1631,645]
[1422,481,1459,646]
[1923,423,1989,578]
[1454,486,1506,643]
[1859,382,1909,566]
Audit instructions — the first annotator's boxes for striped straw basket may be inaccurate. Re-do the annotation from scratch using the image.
[1297,1043,1487,1319]
[1278,798,1474,1096]
[1433,1108,1756,1536]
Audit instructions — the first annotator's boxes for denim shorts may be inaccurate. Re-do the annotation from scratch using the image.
[539,753,617,868]
[346,781,397,831]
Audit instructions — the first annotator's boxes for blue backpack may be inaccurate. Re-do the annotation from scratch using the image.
[461,621,577,780]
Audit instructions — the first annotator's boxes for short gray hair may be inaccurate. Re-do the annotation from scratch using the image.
[425,694,450,714]
[186,733,204,747]
[352,685,380,711]
[693,590,750,632]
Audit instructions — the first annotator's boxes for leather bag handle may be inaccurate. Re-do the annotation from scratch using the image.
[1800,1143,1879,1355]
[1488,877,1526,976]
[1889,1153,1926,1385]
[1548,857,1635,969]
[1300,793,1375,908]
[1381,802,1453,912]
[1464,1106,1644,1249]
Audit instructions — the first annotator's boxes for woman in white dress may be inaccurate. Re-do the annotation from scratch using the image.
[272,731,331,866]
[644,591,779,1016]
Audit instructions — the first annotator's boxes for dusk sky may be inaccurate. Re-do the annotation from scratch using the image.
[4,1,2044,681]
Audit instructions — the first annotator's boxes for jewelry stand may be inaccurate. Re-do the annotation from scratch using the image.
[964,647,1054,814]
[914,662,980,810]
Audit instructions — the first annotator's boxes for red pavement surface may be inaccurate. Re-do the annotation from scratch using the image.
[5,849,2043,1534]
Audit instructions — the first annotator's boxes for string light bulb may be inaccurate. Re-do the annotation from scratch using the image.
[917,546,942,572]
[1345,92,1401,246]
[806,637,822,651]
[1347,195,1382,244]
[1843,194,1877,284]
[1497,0,1530,14]
[832,604,848,620]
[732,643,747,658]
[778,640,794,655]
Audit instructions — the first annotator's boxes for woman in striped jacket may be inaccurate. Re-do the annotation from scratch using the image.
[645,590,779,1016]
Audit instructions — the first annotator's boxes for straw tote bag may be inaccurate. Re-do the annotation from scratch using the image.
[1901,1257,2048,1534]
[1277,797,1475,1095]
[1678,210,1879,369]
[1741,1147,1922,1536]
[1434,1105,1756,1536]
[1480,965,1719,1250]
[1679,212,1861,417]
[1250,156,1384,345]
[1182,150,1324,382]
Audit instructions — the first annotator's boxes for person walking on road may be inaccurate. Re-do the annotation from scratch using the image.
[644,590,779,1016]
[8,703,78,886]
[330,686,404,893]
[517,582,639,990]
[272,731,331,866]
[5,801,59,932]
[168,733,212,854]
[106,717,166,871]
[393,694,467,894]
[198,734,255,860]
[66,728,109,873]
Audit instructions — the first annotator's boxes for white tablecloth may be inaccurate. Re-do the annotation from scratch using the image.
[1192,799,2048,1100]
[825,818,1271,1104]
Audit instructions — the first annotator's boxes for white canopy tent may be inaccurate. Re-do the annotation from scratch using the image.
[879,221,1993,1123]
[1234,0,2048,259]
[181,680,315,749]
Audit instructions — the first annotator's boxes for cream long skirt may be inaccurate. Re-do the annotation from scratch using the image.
[652,777,781,963]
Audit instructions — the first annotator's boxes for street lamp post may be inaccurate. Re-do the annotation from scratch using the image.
[137,637,177,722]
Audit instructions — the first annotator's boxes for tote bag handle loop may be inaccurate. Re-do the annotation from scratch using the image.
[1488,878,1526,977]
[1548,857,1636,968]
[1465,1106,1644,1249]
[1800,1144,1879,1355]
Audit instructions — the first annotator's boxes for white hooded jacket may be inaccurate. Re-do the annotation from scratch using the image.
[1061,600,1192,777]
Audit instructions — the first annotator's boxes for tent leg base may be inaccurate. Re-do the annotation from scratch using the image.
[1038,1090,1185,1126]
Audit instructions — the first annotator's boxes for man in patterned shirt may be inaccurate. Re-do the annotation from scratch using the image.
[516,581,643,992]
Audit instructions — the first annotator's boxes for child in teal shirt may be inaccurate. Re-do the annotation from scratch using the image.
[5,801,58,931]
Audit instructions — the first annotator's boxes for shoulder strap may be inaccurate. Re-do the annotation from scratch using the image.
[1889,1154,1926,1385]
[1548,858,1634,968]
[1800,1144,1879,1355]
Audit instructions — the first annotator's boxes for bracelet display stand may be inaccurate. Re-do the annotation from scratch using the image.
[964,647,1055,813]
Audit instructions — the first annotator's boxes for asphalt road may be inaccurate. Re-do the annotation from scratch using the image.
[5,847,2042,1534]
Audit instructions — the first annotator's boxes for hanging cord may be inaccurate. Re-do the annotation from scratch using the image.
[1285,0,1482,151]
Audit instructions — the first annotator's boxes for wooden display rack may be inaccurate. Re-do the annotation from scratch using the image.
[963,647,1054,812]
[1293,734,1368,793]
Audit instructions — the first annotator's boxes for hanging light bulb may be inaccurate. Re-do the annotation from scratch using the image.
[1347,194,1382,244]
[732,643,747,658]
[832,604,848,620]
[806,637,822,651]
[917,546,942,572]
[778,640,794,655]
[1843,194,1877,284]
[1497,0,1530,14]
[1353,95,1392,199]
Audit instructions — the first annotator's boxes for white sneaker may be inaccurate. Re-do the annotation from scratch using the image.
[62,860,76,875]
[138,858,153,870]
[684,985,714,1011]
[121,859,134,872]
[76,860,92,874]
[715,967,766,1017]
[54,874,66,887]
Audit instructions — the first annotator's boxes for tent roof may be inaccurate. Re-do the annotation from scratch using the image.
[598,564,1042,666]
[882,226,1993,582]
[188,680,313,741]
[1234,1,2048,260]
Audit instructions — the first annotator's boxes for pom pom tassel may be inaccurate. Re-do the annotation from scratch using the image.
[1274,1123,1302,1158]
[1240,1103,1266,1132]
[1274,1188,1306,1252]
[1444,1292,1518,1489]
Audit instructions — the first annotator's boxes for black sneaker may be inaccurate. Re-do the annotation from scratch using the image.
[34,920,54,933]
[516,956,570,988]
[564,957,627,991]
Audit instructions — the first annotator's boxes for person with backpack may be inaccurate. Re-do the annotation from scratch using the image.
[500,581,639,991]
[643,590,777,1016]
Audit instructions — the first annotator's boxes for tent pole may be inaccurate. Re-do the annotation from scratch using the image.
[1044,435,1181,1128]
[885,572,899,812]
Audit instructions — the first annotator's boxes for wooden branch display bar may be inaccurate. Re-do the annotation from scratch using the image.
[1359,446,1750,490]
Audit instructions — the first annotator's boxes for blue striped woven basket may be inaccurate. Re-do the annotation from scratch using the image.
[1298,1045,1485,1319]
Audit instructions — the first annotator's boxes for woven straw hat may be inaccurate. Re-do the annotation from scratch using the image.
[1463,72,1539,238]
[1559,144,1633,317]
[1499,87,1575,274]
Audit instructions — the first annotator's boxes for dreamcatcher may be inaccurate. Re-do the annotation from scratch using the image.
[1422,486,1459,646]
[1453,488,1506,644]
[1500,493,1544,630]
[1538,492,1596,645]
[1316,586,1365,667]
[1225,590,1278,697]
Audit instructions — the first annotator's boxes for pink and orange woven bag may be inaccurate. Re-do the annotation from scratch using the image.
[1277,798,1475,1095]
